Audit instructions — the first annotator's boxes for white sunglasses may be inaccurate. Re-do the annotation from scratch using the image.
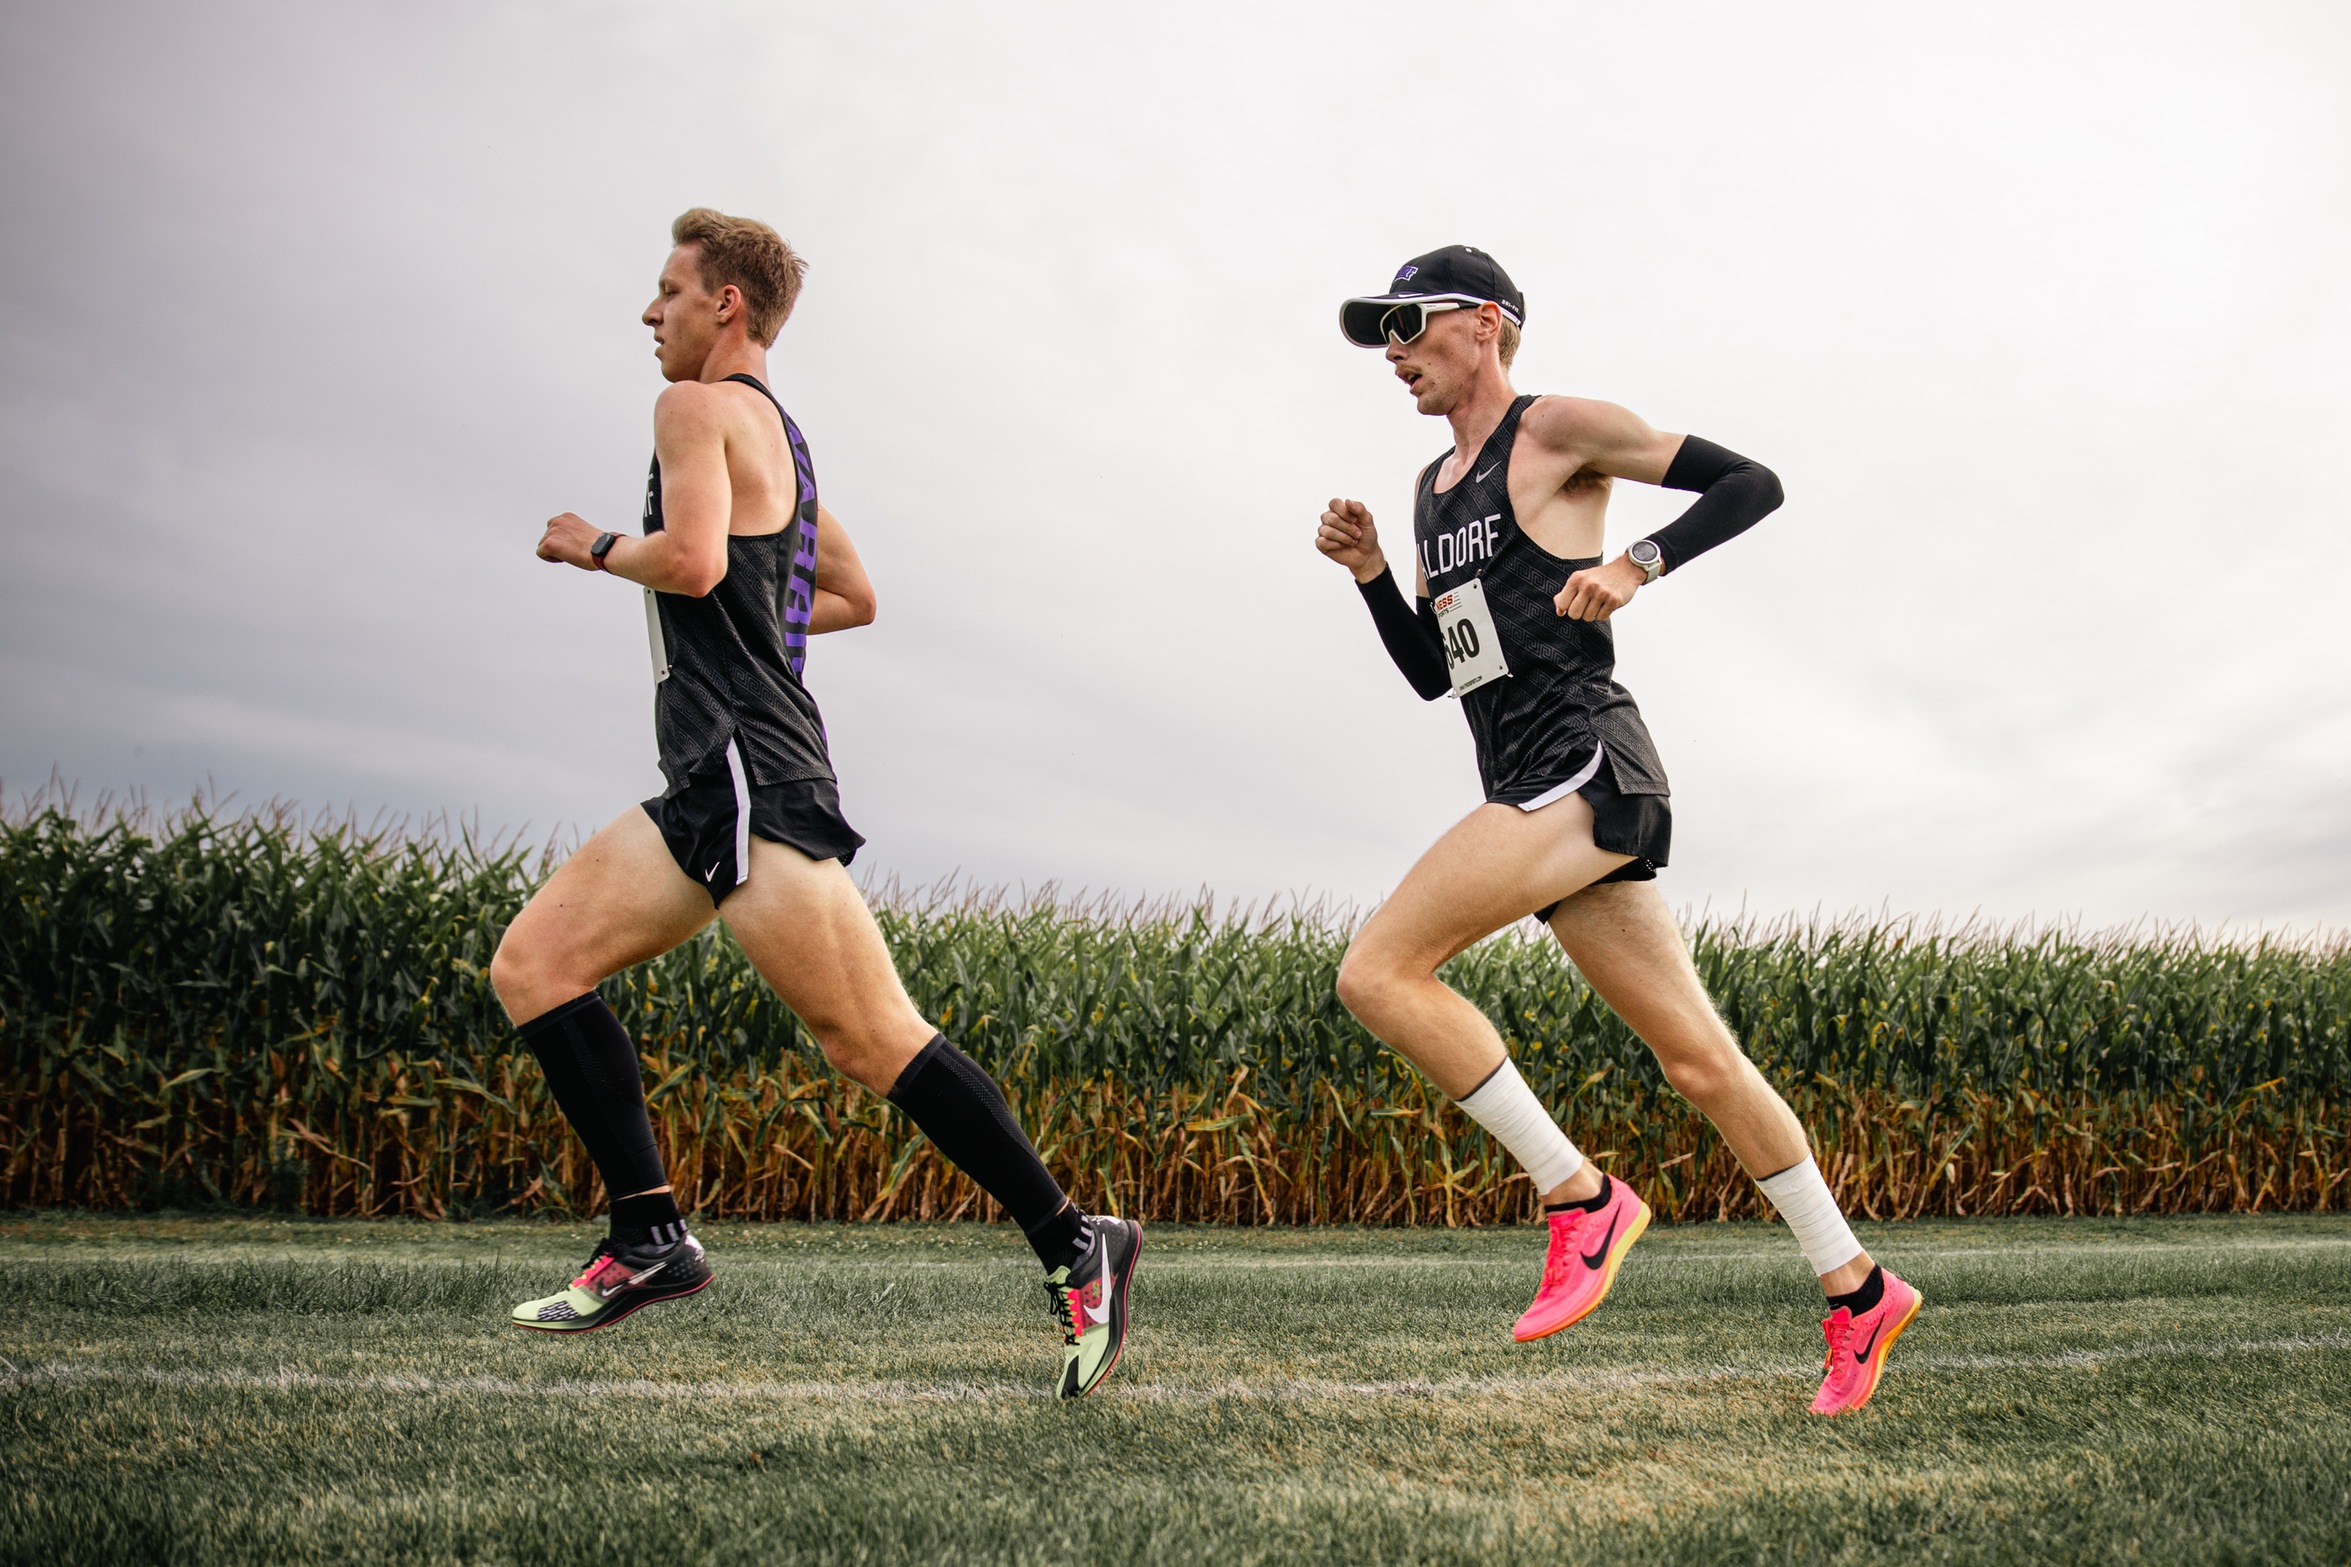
[1340,294,1491,348]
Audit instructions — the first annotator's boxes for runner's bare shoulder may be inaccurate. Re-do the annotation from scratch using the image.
[1519,395,1650,454]
[651,380,730,447]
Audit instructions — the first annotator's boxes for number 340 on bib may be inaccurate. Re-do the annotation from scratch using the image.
[1431,577,1510,697]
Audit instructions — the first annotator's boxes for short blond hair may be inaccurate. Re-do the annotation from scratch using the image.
[670,208,806,345]
[1497,316,1521,368]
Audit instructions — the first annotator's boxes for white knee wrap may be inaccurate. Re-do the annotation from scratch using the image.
[1456,1059,1584,1195]
[1756,1156,1864,1276]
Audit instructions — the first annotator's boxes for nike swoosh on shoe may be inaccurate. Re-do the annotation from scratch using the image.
[1579,1214,1622,1270]
[1074,1272,1108,1329]
[602,1258,667,1298]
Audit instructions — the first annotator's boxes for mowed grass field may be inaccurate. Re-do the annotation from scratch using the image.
[3,1215,2348,1566]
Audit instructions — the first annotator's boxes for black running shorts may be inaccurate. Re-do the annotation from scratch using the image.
[1528,748,1672,923]
[640,740,865,905]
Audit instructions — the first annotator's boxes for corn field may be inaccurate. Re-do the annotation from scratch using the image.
[3,799,2346,1224]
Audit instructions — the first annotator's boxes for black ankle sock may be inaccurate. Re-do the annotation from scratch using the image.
[518,994,669,1201]
[609,1189,686,1247]
[1827,1264,1885,1316]
[1022,1204,1091,1275]
[886,1034,1074,1268]
[1545,1173,1613,1215]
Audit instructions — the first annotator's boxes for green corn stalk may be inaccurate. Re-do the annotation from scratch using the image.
[3,796,2345,1221]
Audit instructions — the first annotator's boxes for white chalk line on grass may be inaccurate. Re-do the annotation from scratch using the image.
[20,1235,2351,1276]
[1070,1238,2351,1269]
[5,1334,2344,1409]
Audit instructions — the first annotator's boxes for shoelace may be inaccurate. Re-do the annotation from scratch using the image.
[1044,1282,1080,1346]
[1819,1308,1855,1375]
[1541,1209,1588,1285]
[569,1242,623,1291]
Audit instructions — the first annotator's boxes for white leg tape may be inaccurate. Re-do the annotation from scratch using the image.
[1456,1059,1584,1195]
[1756,1156,1865,1276]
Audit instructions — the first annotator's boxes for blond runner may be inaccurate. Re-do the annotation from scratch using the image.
[1317,245,1919,1415]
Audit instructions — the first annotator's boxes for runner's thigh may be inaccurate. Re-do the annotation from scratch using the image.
[502,806,716,993]
[715,838,929,1045]
[1357,796,1633,972]
[1545,879,1721,1044]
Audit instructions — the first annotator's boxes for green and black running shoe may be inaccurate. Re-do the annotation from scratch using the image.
[509,1230,713,1333]
[1045,1215,1142,1400]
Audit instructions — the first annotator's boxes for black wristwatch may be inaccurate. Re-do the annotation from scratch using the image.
[589,531,619,569]
[1628,538,1664,583]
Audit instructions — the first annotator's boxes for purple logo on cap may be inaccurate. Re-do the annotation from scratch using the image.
[1395,265,1418,282]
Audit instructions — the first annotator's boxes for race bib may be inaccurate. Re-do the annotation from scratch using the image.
[1432,577,1509,696]
[644,589,671,683]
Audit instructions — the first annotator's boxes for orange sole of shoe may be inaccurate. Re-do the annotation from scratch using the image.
[1514,1201,1652,1343]
[1833,1288,1923,1415]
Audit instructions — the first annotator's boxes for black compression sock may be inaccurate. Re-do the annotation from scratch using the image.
[518,994,669,1204]
[1827,1264,1885,1316]
[886,1034,1075,1269]
[609,1189,686,1248]
[1023,1204,1091,1276]
[1545,1173,1613,1215]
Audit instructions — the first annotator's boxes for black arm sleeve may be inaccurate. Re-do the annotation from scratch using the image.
[1356,566,1451,701]
[1650,435,1785,574]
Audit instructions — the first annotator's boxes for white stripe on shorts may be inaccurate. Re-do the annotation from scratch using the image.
[724,739,752,886]
[1514,742,1606,813]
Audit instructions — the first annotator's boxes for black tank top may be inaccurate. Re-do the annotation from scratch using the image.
[642,373,834,795]
[1412,394,1670,804]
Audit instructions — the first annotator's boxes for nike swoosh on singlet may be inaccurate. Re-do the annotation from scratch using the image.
[1579,1213,1623,1270]
[708,862,724,880]
[1475,463,1500,483]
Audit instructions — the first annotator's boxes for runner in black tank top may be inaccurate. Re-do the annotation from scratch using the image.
[489,209,1141,1399]
[1412,391,1672,882]
[1317,245,1918,1415]
[634,369,865,896]
[643,372,831,797]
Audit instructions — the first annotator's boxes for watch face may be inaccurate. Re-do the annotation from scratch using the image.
[1630,541,1660,565]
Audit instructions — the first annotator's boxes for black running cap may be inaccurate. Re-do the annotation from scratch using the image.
[1340,245,1525,347]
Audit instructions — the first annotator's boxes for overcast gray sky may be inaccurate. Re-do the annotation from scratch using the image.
[3,1,2347,929]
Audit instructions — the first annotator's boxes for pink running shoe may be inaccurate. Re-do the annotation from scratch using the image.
[1512,1177,1651,1342]
[1809,1269,1922,1416]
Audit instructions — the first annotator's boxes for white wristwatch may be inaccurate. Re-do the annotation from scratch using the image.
[1628,538,1664,584]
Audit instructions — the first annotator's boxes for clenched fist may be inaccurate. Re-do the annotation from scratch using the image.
[1317,498,1388,584]
[1554,555,1646,622]
[536,511,605,571]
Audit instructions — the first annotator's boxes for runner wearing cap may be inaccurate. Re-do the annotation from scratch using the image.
[1316,245,1920,1416]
